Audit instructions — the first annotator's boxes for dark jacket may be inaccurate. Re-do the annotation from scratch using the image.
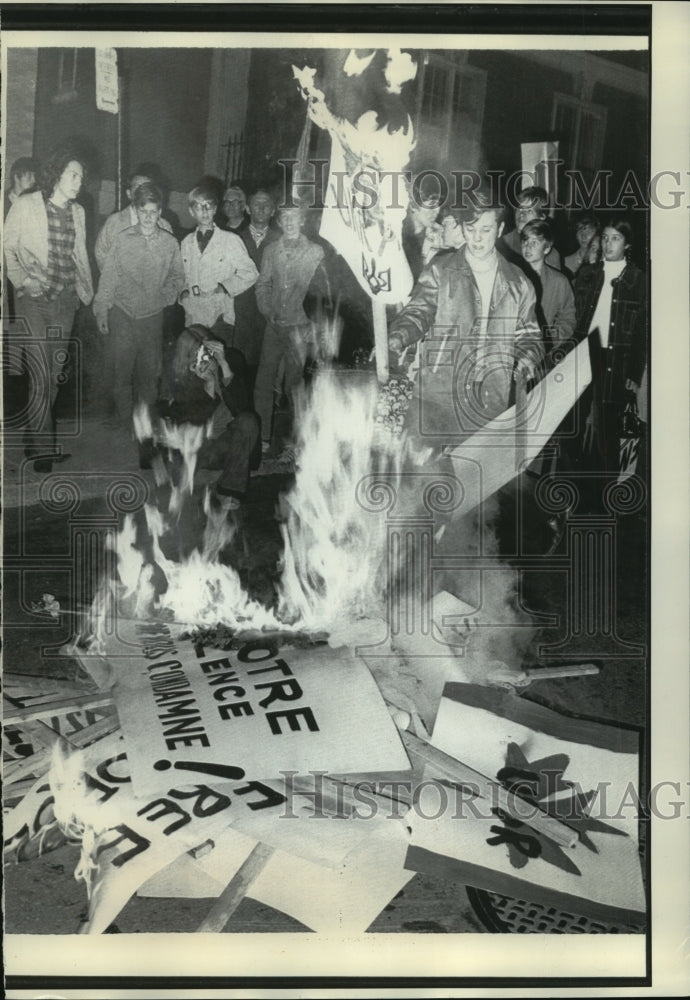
[574,261,646,404]
[390,246,543,425]
[161,347,252,426]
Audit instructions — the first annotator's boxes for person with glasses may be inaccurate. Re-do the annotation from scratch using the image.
[222,184,250,234]
[179,184,258,350]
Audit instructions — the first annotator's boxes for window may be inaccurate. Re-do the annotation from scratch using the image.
[53,49,79,104]
[551,92,607,177]
[416,53,487,162]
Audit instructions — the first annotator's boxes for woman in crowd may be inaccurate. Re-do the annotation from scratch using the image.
[159,324,261,510]
[573,218,646,504]
[520,218,576,351]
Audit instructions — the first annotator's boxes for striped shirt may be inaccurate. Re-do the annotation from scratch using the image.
[44,200,77,300]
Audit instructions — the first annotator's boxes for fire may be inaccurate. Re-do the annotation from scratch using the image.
[292,62,416,174]
[98,368,405,637]
[49,739,112,897]
[277,369,405,630]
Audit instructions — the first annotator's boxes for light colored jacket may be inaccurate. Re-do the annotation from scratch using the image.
[255,234,324,327]
[95,205,172,270]
[93,225,185,321]
[3,191,93,304]
[180,226,258,327]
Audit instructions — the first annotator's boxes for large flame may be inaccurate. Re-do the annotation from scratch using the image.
[99,371,405,636]
[277,370,404,630]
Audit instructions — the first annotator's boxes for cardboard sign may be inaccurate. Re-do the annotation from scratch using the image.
[95,48,119,114]
[447,336,592,516]
[140,822,414,935]
[107,620,410,798]
[405,683,645,926]
[521,140,560,202]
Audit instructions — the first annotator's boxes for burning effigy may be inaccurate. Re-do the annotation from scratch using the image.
[3,48,646,937]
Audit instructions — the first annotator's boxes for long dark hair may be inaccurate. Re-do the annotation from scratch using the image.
[172,324,215,384]
[602,217,635,264]
[37,144,86,199]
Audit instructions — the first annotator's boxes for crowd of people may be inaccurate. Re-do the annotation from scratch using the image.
[393,183,647,514]
[4,142,647,518]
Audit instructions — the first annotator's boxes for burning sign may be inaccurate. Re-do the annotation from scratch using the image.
[293,57,416,304]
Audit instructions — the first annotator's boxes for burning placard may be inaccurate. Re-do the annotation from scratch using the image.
[48,734,290,934]
[106,619,410,797]
[405,683,645,925]
[293,59,416,305]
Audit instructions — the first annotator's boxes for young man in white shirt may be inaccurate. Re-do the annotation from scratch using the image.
[179,184,258,349]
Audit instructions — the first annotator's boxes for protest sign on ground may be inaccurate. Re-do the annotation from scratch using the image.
[405,682,645,925]
[106,620,411,798]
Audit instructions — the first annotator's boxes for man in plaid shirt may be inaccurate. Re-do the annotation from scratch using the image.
[4,144,93,472]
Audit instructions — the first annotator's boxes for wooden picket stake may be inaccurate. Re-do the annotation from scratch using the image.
[515,367,529,473]
[372,298,389,384]
[3,691,114,727]
[196,842,276,933]
[5,714,121,785]
[400,729,579,850]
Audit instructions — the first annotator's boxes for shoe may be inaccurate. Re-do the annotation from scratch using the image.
[33,458,53,473]
[261,440,271,454]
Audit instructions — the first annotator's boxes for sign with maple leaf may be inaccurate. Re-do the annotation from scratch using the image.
[405,683,645,926]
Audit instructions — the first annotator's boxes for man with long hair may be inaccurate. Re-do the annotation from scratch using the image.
[4,143,93,472]
[159,324,262,510]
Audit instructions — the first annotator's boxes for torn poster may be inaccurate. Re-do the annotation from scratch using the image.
[405,683,645,925]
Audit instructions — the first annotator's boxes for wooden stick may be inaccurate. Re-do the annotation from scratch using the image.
[196,842,275,933]
[515,367,529,472]
[5,747,52,784]
[5,714,120,784]
[3,692,114,727]
[401,729,578,850]
[372,298,389,385]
